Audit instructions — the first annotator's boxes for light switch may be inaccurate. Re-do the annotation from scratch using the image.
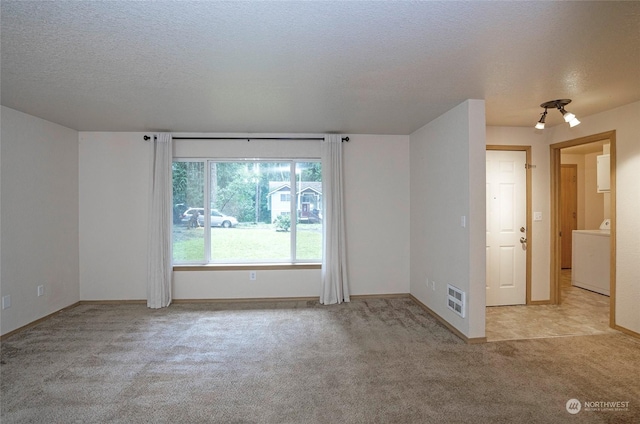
[534,212,543,222]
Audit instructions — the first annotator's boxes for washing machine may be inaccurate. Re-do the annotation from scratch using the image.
[571,219,610,296]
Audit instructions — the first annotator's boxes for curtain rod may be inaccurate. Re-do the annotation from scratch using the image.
[143,135,349,142]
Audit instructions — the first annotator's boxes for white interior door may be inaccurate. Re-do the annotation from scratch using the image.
[486,150,527,306]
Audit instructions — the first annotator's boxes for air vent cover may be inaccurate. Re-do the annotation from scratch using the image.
[447,284,465,318]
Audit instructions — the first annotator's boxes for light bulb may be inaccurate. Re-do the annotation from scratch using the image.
[535,109,547,130]
[568,117,581,127]
[563,112,575,122]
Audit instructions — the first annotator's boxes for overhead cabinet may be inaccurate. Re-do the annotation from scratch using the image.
[597,154,610,193]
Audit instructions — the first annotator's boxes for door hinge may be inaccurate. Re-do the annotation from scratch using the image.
[525,163,536,169]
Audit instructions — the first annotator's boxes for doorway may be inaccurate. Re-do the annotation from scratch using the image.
[485,146,531,306]
[550,131,616,328]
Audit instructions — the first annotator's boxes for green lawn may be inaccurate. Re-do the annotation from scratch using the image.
[173,224,321,262]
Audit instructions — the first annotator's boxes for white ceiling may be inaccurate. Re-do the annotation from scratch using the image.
[1,1,639,134]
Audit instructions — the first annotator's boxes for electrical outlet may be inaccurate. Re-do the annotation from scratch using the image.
[37,285,44,297]
[2,295,11,310]
[249,271,257,281]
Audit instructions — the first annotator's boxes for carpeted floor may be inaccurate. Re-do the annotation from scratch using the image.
[1,298,639,423]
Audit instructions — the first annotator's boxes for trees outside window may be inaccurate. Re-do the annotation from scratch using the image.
[172,160,322,264]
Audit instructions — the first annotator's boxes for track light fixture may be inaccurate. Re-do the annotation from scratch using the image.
[535,99,580,129]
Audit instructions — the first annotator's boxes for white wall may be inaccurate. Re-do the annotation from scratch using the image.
[343,134,410,296]
[550,101,640,335]
[79,132,150,301]
[1,106,79,335]
[409,100,486,339]
[79,133,410,300]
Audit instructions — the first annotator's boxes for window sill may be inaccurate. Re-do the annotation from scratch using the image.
[173,263,321,271]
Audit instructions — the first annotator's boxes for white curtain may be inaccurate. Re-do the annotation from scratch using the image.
[147,133,173,309]
[320,134,350,304]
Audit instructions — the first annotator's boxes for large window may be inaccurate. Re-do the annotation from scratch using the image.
[172,160,322,264]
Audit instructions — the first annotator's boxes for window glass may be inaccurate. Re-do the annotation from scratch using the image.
[295,162,323,261]
[172,161,205,262]
[172,159,322,264]
[209,161,290,262]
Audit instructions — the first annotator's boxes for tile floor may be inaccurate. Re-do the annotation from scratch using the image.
[485,269,615,342]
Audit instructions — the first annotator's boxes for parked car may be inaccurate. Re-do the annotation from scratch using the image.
[197,209,238,228]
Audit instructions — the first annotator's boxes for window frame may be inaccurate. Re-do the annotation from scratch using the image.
[172,158,322,266]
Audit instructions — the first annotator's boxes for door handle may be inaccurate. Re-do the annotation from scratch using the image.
[520,237,527,244]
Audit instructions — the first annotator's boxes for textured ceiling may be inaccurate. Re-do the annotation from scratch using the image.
[1,1,639,134]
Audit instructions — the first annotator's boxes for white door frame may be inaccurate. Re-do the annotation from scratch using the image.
[550,131,616,328]
[486,145,532,305]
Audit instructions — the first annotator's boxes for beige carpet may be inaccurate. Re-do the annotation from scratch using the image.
[1,298,639,423]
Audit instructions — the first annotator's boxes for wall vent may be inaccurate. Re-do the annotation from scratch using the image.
[447,284,465,318]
